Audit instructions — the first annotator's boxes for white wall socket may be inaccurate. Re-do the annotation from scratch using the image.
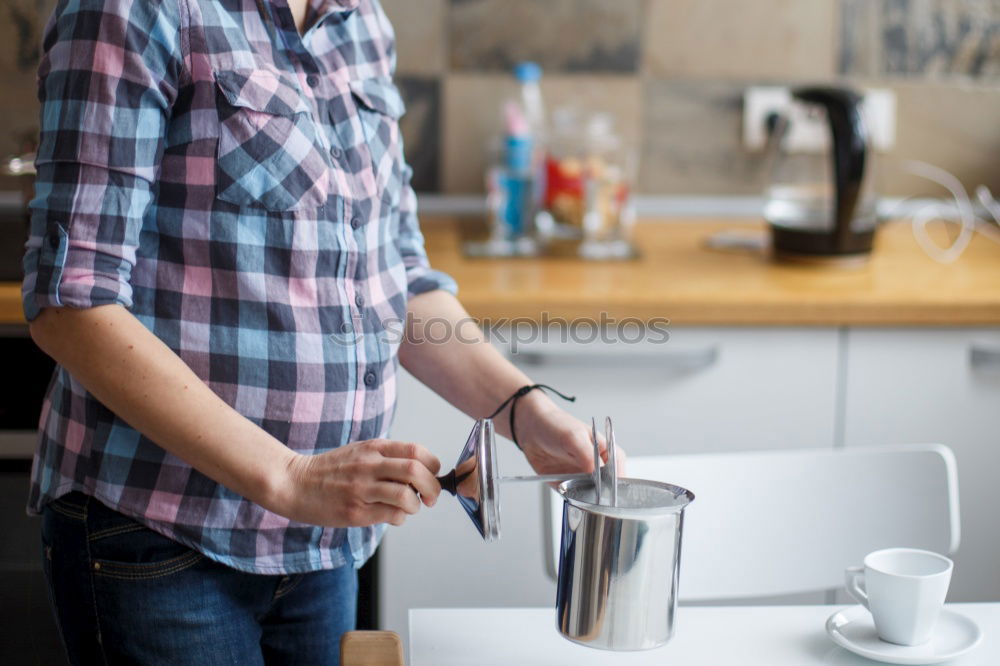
[743,86,896,153]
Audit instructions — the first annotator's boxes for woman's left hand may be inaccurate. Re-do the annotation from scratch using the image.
[513,392,626,476]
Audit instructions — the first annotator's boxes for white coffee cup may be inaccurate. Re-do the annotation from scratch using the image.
[845,548,953,646]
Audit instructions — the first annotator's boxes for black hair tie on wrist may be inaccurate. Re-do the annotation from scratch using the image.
[486,384,576,450]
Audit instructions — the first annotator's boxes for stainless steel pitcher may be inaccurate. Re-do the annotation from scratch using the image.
[555,477,695,651]
[436,417,695,651]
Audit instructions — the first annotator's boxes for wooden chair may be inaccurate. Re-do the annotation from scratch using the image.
[340,631,404,666]
[544,443,960,600]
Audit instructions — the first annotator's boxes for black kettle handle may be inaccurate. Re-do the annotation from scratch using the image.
[792,87,868,252]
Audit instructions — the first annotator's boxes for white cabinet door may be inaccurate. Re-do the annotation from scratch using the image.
[843,328,1000,602]
[380,327,840,642]
[504,326,840,455]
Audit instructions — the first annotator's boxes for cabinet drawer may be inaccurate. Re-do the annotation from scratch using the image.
[504,326,840,457]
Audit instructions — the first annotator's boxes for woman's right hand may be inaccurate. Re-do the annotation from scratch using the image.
[276,439,442,528]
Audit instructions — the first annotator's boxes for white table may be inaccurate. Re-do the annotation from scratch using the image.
[410,604,998,665]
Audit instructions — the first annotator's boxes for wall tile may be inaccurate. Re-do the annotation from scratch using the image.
[841,0,1000,78]
[440,74,642,193]
[839,0,883,76]
[881,82,1000,195]
[380,0,447,76]
[397,76,441,192]
[640,77,1000,198]
[644,0,838,80]
[1,0,997,201]
[640,80,764,195]
[448,0,643,73]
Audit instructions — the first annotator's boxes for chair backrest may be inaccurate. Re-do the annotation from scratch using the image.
[544,444,960,601]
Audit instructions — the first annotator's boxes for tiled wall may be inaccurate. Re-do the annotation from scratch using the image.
[385,0,1000,197]
[2,0,998,197]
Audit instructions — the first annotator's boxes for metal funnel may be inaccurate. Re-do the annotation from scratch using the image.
[436,418,501,541]
[437,417,620,541]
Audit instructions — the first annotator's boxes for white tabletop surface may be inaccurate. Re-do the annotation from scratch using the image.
[410,604,998,666]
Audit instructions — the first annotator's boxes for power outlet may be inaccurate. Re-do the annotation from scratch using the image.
[743,86,896,153]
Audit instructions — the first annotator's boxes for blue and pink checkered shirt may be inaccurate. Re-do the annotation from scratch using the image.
[22,0,455,574]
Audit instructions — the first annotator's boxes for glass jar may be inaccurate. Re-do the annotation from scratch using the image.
[540,109,636,259]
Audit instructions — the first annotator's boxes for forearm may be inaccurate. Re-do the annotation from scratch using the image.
[29,305,295,511]
[398,290,555,440]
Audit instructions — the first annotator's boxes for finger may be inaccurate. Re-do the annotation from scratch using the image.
[582,432,605,472]
[379,458,441,506]
[364,502,408,527]
[595,433,609,464]
[376,440,442,475]
[615,445,627,476]
[455,456,478,476]
[366,481,421,514]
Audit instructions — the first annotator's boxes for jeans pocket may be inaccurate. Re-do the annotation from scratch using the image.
[86,502,204,581]
[90,549,204,581]
[47,493,88,521]
[214,66,331,212]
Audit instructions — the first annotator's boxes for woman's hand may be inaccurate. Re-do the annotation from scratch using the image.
[514,392,627,476]
[276,439,442,528]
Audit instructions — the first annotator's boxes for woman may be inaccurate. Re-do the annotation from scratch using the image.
[24,0,602,663]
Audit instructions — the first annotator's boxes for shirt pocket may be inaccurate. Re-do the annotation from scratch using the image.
[214,67,331,212]
[349,76,405,194]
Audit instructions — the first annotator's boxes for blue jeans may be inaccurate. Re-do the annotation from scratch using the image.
[41,492,357,665]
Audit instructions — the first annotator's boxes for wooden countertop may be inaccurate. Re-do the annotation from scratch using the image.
[1,218,998,326]
[0,282,22,325]
[422,217,1000,325]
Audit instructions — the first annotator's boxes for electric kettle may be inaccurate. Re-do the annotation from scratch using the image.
[763,86,879,263]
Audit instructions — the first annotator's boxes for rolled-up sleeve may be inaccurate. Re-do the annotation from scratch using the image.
[22,0,182,320]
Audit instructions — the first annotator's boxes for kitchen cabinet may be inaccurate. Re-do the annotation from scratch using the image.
[502,327,840,454]
[842,328,1000,603]
[381,326,841,642]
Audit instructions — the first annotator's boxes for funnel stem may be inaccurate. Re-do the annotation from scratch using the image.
[498,473,591,484]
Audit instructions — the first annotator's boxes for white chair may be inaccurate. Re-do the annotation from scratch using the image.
[544,444,960,600]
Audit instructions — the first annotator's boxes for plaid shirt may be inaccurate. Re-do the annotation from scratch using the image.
[22,0,455,574]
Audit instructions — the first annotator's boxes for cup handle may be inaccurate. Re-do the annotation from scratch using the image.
[845,566,869,610]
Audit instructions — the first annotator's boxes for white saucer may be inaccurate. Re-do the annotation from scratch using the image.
[825,606,982,665]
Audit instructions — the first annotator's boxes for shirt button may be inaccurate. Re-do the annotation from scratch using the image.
[350,217,362,230]
[330,146,343,161]
[355,293,365,308]
[306,74,320,88]
[363,371,377,388]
